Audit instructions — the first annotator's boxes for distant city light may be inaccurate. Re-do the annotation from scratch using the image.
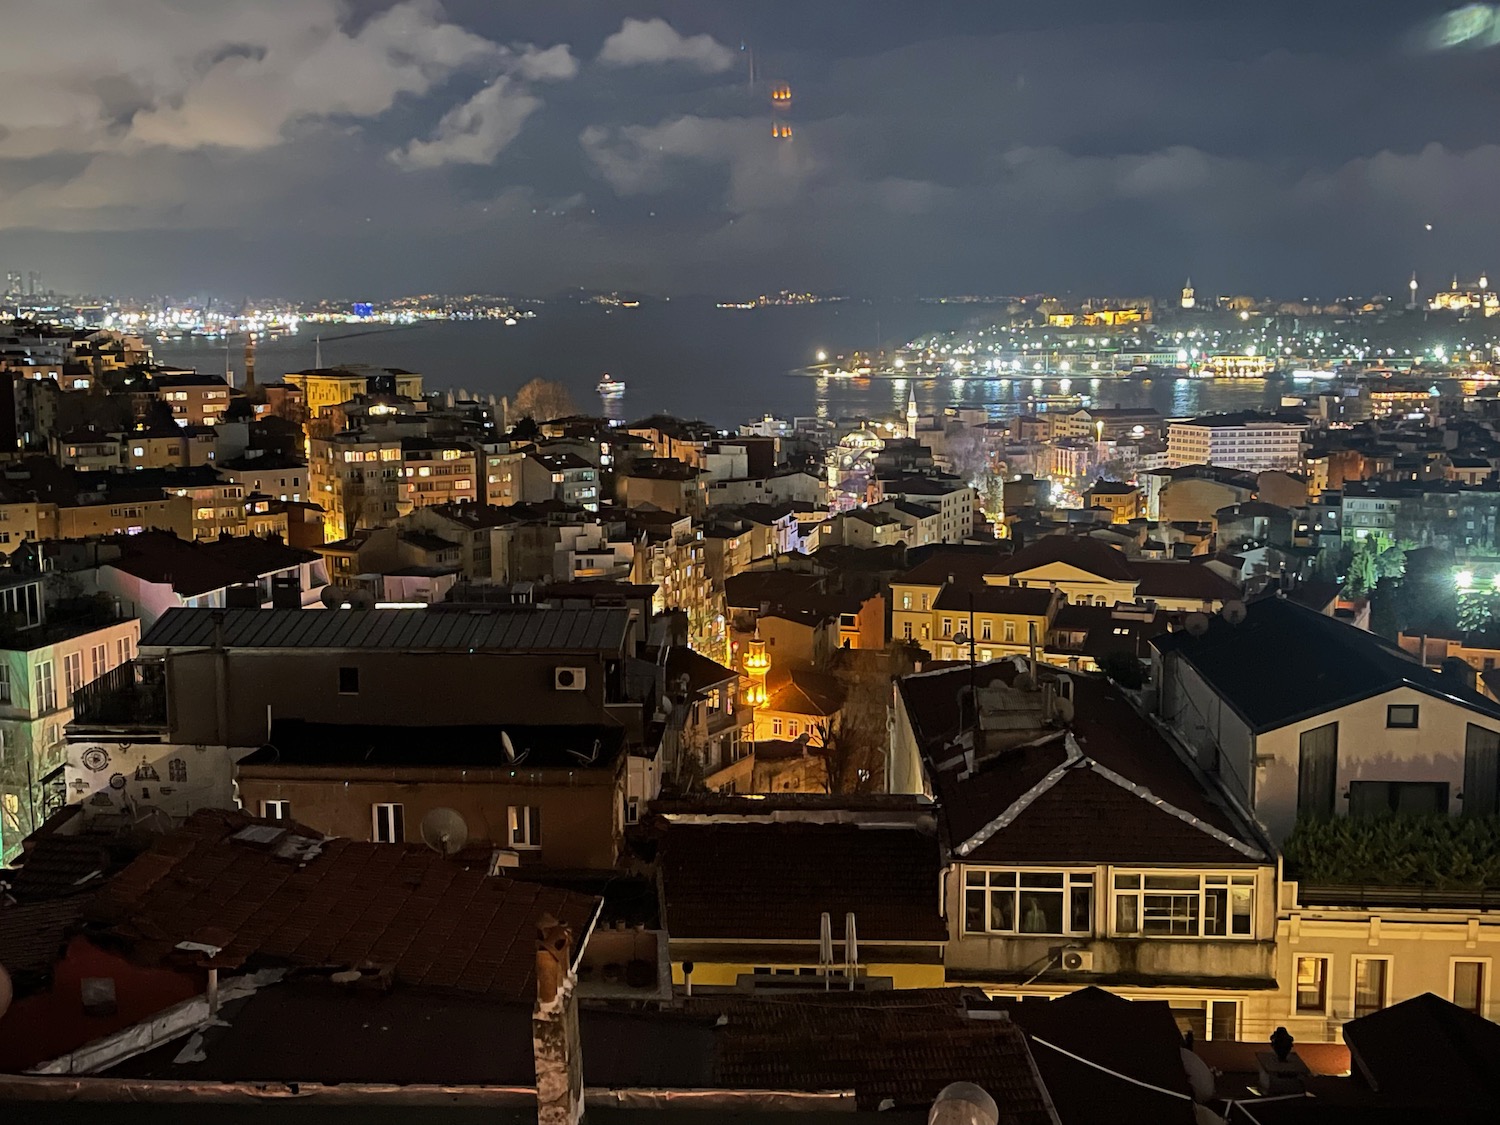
[815,350,828,362]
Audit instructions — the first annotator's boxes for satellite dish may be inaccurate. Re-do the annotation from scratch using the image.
[420,807,469,855]
[130,803,174,835]
[1053,697,1075,724]
[1221,600,1248,625]
[1184,612,1211,637]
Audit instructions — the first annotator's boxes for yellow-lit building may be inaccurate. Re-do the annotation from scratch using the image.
[283,366,424,418]
[1082,481,1142,523]
[401,438,479,510]
[309,431,405,539]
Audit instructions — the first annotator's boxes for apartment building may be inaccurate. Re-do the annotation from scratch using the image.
[1167,412,1307,473]
[401,437,479,508]
[283,366,424,417]
[309,430,404,537]
[0,574,139,860]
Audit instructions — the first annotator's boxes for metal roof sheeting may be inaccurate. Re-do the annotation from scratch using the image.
[140,606,631,654]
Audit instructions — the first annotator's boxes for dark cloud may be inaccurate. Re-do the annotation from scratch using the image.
[0,0,1490,297]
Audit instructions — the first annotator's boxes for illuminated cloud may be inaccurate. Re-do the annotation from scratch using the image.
[392,77,542,170]
[597,18,734,73]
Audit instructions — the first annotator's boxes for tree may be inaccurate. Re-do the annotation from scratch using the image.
[511,378,576,423]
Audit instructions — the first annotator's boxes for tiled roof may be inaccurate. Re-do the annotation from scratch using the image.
[764,668,846,717]
[724,571,824,608]
[894,545,1011,588]
[6,833,142,901]
[140,605,631,654]
[1342,992,1500,1111]
[934,584,1056,616]
[995,536,1137,582]
[0,896,89,975]
[899,664,1262,864]
[700,990,1055,1117]
[86,809,600,1002]
[1154,596,1500,732]
[1128,560,1239,601]
[665,646,738,694]
[660,822,946,942]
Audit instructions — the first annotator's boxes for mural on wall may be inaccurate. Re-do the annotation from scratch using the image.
[66,740,246,821]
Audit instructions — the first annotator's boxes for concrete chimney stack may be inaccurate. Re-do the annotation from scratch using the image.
[533,913,584,1125]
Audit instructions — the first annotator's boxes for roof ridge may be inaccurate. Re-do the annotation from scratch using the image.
[953,733,1084,857]
[1083,759,1263,860]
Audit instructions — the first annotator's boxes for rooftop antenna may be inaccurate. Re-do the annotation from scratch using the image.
[419,807,469,855]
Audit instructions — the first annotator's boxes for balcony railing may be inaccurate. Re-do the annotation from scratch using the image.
[70,660,168,727]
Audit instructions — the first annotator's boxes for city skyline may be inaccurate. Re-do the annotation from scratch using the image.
[3,1,1500,298]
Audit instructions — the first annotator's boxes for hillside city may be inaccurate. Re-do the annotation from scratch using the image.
[1,300,1499,1124]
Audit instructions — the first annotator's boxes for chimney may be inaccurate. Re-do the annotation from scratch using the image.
[533,913,584,1125]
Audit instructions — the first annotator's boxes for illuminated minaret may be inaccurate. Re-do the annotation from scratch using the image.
[743,636,770,741]
[1409,271,1419,310]
[906,388,918,439]
[1180,277,1196,310]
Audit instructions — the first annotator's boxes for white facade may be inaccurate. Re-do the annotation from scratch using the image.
[1167,420,1305,472]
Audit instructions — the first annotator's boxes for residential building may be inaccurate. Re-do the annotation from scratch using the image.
[65,605,643,833]
[521,450,600,510]
[1153,595,1500,844]
[617,458,706,515]
[283,366,423,418]
[309,430,404,538]
[993,536,1240,613]
[893,660,1277,1041]
[0,574,139,860]
[217,454,308,503]
[145,372,232,427]
[928,584,1059,663]
[400,437,479,509]
[238,720,627,868]
[1167,413,1307,473]
[867,474,976,544]
[1082,481,1141,523]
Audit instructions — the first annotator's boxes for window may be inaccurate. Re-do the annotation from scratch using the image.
[624,796,641,825]
[1004,621,1016,643]
[771,717,783,736]
[901,593,912,610]
[788,721,800,738]
[117,637,133,665]
[1353,957,1389,1017]
[90,644,107,682]
[941,618,952,638]
[372,803,404,843]
[963,870,1094,936]
[981,620,992,641]
[63,652,83,702]
[1295,956,1328,1013]
[1349,780,1449,817]
[338,666,360,694]
[1453,960,1487,1016]
[34,659,56,713]
[261,799,291,821]
[0,664,10,704]
[1113,873,1255,938]
[1386,704,1419,728]
[508,805,541,849]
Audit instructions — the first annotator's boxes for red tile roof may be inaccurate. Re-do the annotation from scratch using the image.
[85,809,600,1002]
[1129,560,1239,601]
[660,822,946,942]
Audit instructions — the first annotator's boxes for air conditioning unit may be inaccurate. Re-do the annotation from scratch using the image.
[554,666,587,692]
[1059,948,1094,972]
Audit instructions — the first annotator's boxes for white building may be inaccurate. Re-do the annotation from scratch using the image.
[1167,413,1306,473]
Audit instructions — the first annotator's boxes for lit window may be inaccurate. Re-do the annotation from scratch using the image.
[1386,704,1419,729]
[508,805,541,849]
[964,870,1094,935]
[1295,956,1327,1013]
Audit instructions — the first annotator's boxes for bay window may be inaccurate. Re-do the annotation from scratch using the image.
[963,869,1093,936]
[1113,873,1255,938]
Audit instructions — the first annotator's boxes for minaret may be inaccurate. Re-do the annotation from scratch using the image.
[244,334,257,393]
[906,388,918,440]
[1409,271,1419,310]
[1180,277,1196,310]
[743,636,770,744]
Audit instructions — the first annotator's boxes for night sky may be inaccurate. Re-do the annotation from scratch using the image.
[3,1,1498,298]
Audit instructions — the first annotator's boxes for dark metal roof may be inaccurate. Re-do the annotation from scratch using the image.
[140,606,631,654]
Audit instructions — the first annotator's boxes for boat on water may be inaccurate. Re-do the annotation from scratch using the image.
[597,373,626,398]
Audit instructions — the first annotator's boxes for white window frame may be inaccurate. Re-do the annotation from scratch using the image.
[1450,956,1491,1019]
[508,805,541,849]
[1351,955,1393,1019]
[261,799,292,821]
[1292,953,1332,1016]
[372,802,404,843]
[90,643,108,682]
[962,867,1095,937]
[1112,871,1257,939]
[63,651,83,703]
[0,663,10,705]
[34,659,56,714]
[624,796,641,825]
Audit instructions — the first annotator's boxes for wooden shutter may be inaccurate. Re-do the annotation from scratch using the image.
[1298,723,1338,818]
[1464,724,1500,816]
